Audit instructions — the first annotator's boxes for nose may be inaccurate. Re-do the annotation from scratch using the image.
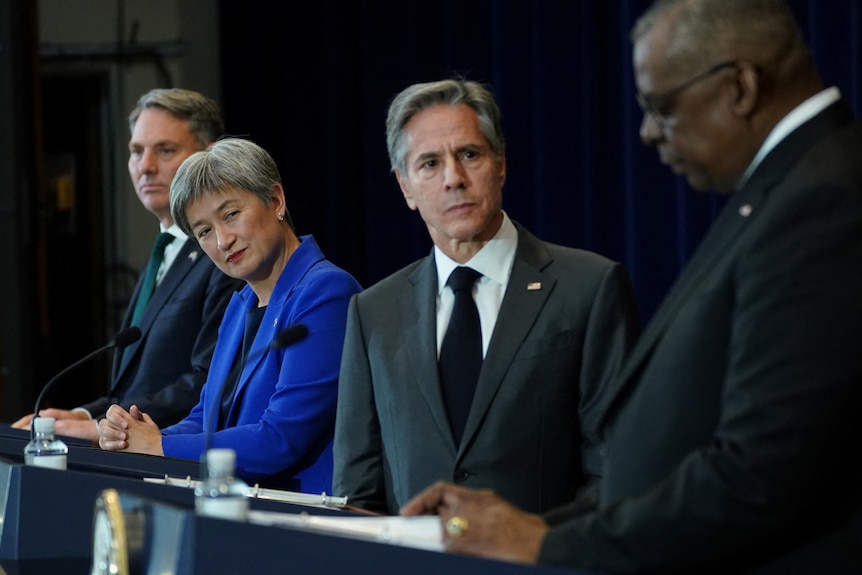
[639,113,663,146]
[135,148,158,175]
[215,226,235,252]
[443,158,467,190]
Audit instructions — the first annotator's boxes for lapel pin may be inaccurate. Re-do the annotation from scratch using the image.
[188,251,199,262]
[739,204,753,217]
[527,282,542,291]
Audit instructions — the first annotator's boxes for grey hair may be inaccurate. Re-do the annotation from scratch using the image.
[385,78,505,176]
[631,0,807,75]
[169,137,294,236]
[129,88,224,149]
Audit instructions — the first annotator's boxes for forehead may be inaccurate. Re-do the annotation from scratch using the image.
[130,107,195,145]
[187,187,240,217]
[633,14,675,94]
[403,104,485,156]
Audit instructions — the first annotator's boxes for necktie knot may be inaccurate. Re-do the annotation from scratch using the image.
[153,231,175,254]
[447,267,482,293]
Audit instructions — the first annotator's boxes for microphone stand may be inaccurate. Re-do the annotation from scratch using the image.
[31,327,142,440]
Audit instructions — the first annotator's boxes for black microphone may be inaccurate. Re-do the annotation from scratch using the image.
[270,323,308,349]
[201,324,309,467]
[31,326,142,439]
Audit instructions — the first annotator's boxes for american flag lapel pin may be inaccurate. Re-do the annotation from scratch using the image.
[527,282,542,291]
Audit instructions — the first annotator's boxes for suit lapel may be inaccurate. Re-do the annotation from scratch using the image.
[460,226,555,450]
[402,255,456,444]
[116,238,204,379]
[607,102,856,411]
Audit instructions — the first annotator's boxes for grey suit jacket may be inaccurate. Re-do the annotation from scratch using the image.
[81,237,242,427]
[333,222,640,514]
[540,102,862,574]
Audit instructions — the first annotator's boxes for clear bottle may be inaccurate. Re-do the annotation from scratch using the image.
[195,448,249,521]
[24,416,68,470]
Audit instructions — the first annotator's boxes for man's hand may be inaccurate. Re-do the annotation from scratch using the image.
[11,408,90,430]
[54,418,101,444]
[98,404,164,456]
[400,481,548,564]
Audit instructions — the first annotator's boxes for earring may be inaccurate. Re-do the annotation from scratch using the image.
[277,213,285,221]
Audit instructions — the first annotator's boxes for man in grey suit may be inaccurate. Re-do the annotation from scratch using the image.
[402,1,862,573]
[333,79,641,515]
[13,89,242,442]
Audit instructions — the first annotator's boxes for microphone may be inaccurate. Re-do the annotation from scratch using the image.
[270,323,308,349]
[31,326,142,439]
[201,324,309,466]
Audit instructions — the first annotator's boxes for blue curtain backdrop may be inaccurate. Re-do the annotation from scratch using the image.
[217,0,861,322]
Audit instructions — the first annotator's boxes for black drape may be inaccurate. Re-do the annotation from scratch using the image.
[217,0,862,321]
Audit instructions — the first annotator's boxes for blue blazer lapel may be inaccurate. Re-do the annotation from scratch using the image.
[221,281,296,427]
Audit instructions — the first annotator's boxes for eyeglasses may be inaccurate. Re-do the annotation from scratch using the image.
[636,60,738,127]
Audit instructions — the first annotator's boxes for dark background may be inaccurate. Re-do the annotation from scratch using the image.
[217,0,862,323]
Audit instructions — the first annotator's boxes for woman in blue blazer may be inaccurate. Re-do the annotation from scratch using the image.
[98,137,362,494]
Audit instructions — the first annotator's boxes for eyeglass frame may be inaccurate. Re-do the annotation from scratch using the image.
[635,60,739,127]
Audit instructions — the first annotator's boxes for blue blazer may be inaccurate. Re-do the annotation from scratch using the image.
[162,235,362,494]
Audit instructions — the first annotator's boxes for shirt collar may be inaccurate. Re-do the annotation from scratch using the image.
[161,223,187,242]
[738,87,841,189]
[435,211,518,295]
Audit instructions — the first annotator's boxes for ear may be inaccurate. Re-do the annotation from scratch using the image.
[497,153,507,188]
[731,60,760,118]
[395,170,418,211]
[270,183,287,214]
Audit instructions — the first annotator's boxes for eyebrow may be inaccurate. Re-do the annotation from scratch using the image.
[189,197,235,230]
[411,143,482,165]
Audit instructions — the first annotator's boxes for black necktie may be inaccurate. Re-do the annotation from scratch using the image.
[439,266,483,445]
[130,232,174,327]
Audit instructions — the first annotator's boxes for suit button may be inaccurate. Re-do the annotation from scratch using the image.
[453,470,470,483]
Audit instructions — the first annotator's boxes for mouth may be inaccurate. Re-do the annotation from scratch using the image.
[659,152,684,174]
[140,182,165,193]
[445,201,474,215]
[226,248,245,264]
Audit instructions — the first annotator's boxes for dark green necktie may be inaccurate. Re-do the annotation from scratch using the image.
[130,232,175,327]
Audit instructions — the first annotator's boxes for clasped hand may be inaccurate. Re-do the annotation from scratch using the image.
[98,404,164,456]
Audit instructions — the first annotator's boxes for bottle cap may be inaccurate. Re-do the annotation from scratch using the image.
[33,417,56,434]
[205,448,236,473]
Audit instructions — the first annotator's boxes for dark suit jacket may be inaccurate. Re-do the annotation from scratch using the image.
[81,237,242,427]
[540,102,862,574]
[333,222,640,514]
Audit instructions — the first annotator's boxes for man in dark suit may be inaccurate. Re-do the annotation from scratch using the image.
[401,1,862,573]
[13,88,242,442]
[332,79,641,515]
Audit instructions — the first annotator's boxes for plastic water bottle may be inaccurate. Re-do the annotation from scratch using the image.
[24,416,69,469]
[195,448,249,521]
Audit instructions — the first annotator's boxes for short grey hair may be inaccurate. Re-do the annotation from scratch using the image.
[385,78,505,176]
[169,137,294,236]
[129,88,224,149]
[631,0,806,75]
